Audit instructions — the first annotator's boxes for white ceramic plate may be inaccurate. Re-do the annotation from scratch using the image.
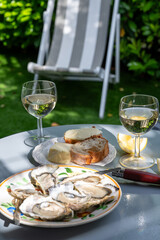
[0,165,122,228]
[32,137,117,167]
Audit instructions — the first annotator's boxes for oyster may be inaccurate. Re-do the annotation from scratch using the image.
[30,164,59,194]
[19,193,73,220]
[49,173,119,212]
[7,165,120,222]
[74,181,112,199]
[61,172,104,185]
[8,183,37,200]
[49,182,90,211]
[73,181,119,211]
[49,182,84,199]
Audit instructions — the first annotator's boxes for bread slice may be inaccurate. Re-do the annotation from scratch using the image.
[64,127,102,144]
[48,142,73,164]
[70,137,109,165]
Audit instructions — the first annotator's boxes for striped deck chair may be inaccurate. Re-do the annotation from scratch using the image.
[28,0,120,119]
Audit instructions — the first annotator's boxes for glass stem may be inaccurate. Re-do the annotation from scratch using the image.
[134,135,140,158]
[37,118,44,139]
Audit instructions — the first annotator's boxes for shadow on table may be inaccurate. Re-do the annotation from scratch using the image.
[2,194,159,240]
[0,160,13,183]
[27,149,40,167]
[1,214,110,240]
[100,126,119,150]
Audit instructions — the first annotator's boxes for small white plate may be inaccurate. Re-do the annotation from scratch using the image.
[0,165,122,228]
[32,137,117,167]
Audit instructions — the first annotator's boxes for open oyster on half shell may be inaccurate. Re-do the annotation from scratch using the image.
[19,193,73,221]
[7,165,119,222]
[49,172,119,212]
[30,164,59,194]
[8,182,37,200]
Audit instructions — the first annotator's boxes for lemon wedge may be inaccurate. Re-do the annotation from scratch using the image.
[117,133,148,154]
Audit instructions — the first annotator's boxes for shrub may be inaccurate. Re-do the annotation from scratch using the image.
[0,0,160,78]
[119,0,160,78]
[0,0,46,48]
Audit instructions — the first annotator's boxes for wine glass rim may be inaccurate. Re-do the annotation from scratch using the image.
[22,80,56,90]
[121,94,159,106]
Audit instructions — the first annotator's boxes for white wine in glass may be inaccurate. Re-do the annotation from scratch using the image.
[119,94,159,169]
[21,80,57,146]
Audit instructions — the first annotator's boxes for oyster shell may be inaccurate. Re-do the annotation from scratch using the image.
[49,182,89,211]
[57,192,90,212]
[73,181,118,211]
[74,181,112,199]
[61,172,103,185]
[8,165,120,221]
[49,172,119,212]
[30,164,59,194]
[8,183,37,200]
[19,193,73,220]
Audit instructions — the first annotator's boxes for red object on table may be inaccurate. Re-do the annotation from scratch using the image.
[123,169,160,184]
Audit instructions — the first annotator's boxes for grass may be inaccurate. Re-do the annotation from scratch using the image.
[0,49,160,138]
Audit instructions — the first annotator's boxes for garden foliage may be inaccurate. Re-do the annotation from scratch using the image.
[0,0,160,77]
[0,0,47,48]
[119,0,160,77]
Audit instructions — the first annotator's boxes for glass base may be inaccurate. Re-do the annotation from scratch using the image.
[119,153,155,170]
[24,135,51,147]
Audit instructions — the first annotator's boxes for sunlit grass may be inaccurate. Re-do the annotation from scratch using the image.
[0,49,159,138]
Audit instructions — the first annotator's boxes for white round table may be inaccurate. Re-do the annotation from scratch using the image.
[0,124,160,240]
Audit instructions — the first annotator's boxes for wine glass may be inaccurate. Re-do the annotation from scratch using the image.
[21,80,57,146]
[119,94,159,169]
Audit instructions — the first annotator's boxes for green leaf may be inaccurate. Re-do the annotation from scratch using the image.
[65,168,73,173]
[4,12,12,18]
[7,202,14,207]
[128,21,137,32]
[147,70,155,76]
[22,178,29,183]
[147,35,154,42]
[142,30,151,36]
[58,172,68,176]
[102,205,108,210]
[128,62,144,71]
[18,16,30,22]
[145,59,158,69]
[120,2,130,11]
[1,203,9,208]
[128,12,133,18]
[143,2,153,12]
[149,13,160,21]
[13,31,21,37]
[89,214,95,217]
[16,182,23,185]
[32,12,40,20]
[20,8,32,16]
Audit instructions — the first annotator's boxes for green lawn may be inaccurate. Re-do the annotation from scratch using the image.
[0,49,160,138]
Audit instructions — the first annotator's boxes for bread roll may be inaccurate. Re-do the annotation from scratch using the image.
[48,142,73,164]
[70,137,109,165]
[64,127,102,144]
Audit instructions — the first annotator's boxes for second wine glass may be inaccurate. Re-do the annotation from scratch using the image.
[119,94,159,169]
[21,80,57,146]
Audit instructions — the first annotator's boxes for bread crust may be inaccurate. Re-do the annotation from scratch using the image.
[70,137,109,165]
[64,127,102,144]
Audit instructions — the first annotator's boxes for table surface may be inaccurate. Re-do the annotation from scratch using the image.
[0,124,160,240]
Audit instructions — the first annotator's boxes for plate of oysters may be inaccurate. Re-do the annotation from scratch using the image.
[32,127,117,167]
[0,164,122,228]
